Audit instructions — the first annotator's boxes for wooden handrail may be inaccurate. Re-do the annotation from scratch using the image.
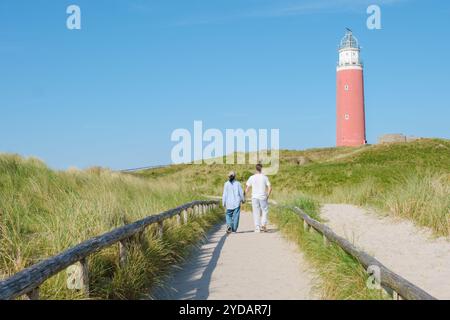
[291,206,437,300]
[1,199,436,300]
[0,200,219,300]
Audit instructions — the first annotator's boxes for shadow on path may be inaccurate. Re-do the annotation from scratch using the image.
[193,229,227,300]
[153,223,227,300]
[236,228,278,234]
[153,212,316,300]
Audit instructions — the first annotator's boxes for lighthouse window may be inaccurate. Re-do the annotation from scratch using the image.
[344,114,350,120]
[344,84,349,91]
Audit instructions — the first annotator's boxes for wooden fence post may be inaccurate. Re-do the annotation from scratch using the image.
[176,213,181,226]
[66,259,89,296]
[24,287,39,300]
[157,221,164,239]
[79,258,89,295]
[303,220,310,232]
[183,210,188,224]
[194,205,199,216]
[119,239,128,267]
[393,291,402,300]
[323,234,329,247]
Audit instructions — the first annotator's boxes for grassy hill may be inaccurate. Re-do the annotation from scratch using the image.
[135,138,449,299]
[136,138,450,236]
[1,138,448,299]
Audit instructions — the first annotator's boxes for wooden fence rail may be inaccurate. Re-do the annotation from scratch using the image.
[0,200,219,300]
[0,197,437,300]
[291,206,437,300]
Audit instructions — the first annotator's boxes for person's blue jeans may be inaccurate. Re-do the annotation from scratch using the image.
[225,206,241,232]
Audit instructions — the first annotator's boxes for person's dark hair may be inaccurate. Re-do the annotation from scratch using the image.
[256,163,263,172]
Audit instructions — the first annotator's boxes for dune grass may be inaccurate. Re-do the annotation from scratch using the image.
[0,154,222,299]
[134,139,449,299]
[382,172,450,236]
[1,138,448,299]
[137,139,450,236]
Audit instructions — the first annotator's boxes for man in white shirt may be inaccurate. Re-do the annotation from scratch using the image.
[245,164,272,233]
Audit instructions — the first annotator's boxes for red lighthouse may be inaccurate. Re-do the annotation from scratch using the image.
[336,29,367,147]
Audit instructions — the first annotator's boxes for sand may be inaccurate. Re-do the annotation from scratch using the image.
[321,204,450,300]
[154,211,317,300]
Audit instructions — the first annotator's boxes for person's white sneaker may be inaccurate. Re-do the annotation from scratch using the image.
[255,226,261,233]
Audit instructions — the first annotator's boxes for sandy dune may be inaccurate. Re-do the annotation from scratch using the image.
[154,211,317,300]
[321,204,450,300]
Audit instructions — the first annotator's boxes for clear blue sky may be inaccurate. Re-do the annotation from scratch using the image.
[1,0,449,170]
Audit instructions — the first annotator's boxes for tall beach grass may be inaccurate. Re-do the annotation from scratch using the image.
[138,139,450,236]
[383,172,450,236]
[318,171,450,237]
[0,154,222,299]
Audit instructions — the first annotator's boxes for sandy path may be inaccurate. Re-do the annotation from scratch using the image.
[154,211,317,300]
[321,204,450,300]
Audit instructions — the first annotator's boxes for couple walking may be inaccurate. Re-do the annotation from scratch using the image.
[222,163,272,234]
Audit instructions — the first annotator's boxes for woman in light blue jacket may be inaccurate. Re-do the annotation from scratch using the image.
[222,171,245,234]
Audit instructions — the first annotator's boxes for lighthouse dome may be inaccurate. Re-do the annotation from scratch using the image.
[339,30,359,50]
